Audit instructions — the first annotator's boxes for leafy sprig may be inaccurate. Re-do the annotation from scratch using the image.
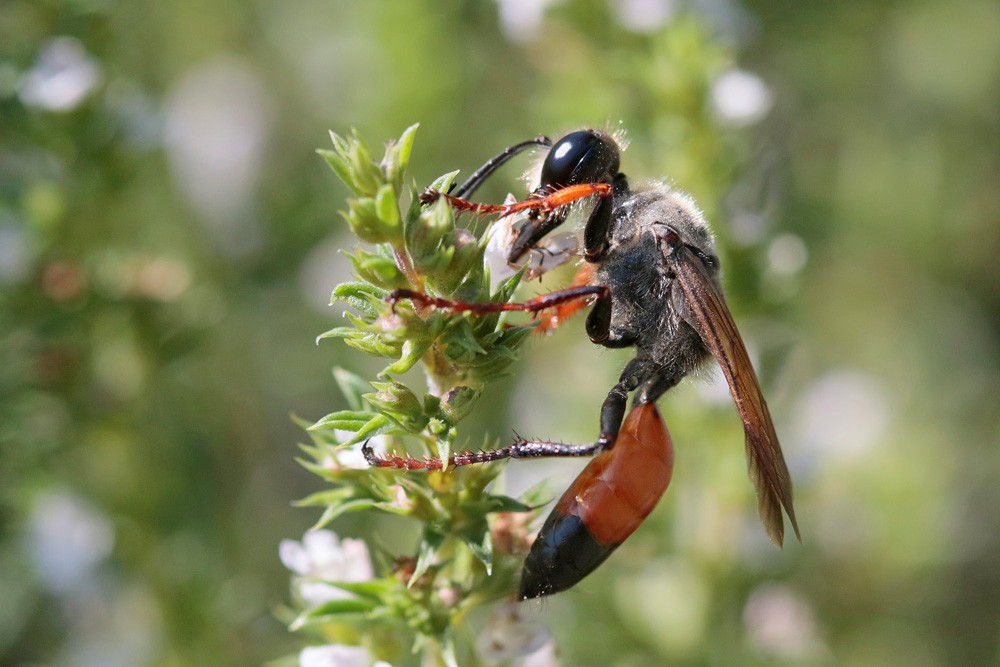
[289,125,544,666]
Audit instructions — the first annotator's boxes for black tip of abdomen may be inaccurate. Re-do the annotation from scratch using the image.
[518,513,619,600]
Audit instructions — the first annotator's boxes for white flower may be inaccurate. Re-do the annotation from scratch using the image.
[388,484,413,512]
[709,68,773,128]
[477,603,558,666]
[493,0,562,42]
[612,0,677,34]
[19,37,101,111]
[0,225,30,284]
[299,644,392,667]
[484,196,577,291]
[743,584,827,660]
[518,640,559,667]
[28,490,114,594]
[280,530,374,606]
[484,196,522,289]
[326,431,385,470]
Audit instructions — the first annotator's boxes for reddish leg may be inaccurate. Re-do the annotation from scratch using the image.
[363,435,602,470]
[363,373,634,471]
[373,282,618,471]
[533,264,598,335]
[420,183,612,216]
[387,284,608,318]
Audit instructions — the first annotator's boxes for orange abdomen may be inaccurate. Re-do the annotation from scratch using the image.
[519,403,675,599]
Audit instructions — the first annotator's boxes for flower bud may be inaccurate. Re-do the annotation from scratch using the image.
[426,228,482,295]
[341,197,387,244]
[381,123,418,192]
[347,134,382,197]
[345,249,407,290]
[406,197,454,273]
[439,385,480,424]
[365,381,427,432]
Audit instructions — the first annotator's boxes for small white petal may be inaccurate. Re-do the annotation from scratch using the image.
[710,68,773,127]
[744,584,826,660]
[518,639,560,667]
[612,0,676,33]
[767,233,808,275]
[0,225,30,283]
[494,0,561,42]
[282,529,374,602]
[339,538,375,581]
[28,491,114,593]
[302,529,342,568]
[299,644,378,667]
[477,603,552,661]
[19,37,101,111]
[333,443,372,470]
[299,581,350,606]
[279,539,311,575]
[484,196,579,290]
[791,370,891,463]
[484,197,521,290]
[163,58,272,254]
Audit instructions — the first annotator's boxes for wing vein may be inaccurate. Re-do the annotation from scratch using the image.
[667,243,800,545]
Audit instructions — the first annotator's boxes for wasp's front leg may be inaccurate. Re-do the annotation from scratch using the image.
[387,284,609,320]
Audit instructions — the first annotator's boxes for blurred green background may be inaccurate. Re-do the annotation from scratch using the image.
[2,0,998,665]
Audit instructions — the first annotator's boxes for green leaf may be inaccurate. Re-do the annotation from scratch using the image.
[440,635,459,667]
[333,280,388,304]
[418,242,455,277]
[396,123,418,165]
[294,456,337,480]
[498,324,534,349]
[492,265,525,301]
[333,367,370,412]
[482,494,534,514]
[387,123,419,190]
[344,333,402,359]
[345,249,407,289]
[293,487,352,508]
[440,320,488,355]
[435,437,451,471]
[309,409,372,431]
[341,311,377,332]
[342,197,389,243]
[460,524,493,575]
[289,597,379,630]
[317,147,356,194]
[327,579,393,601]
[427,170,459,194]
[316,326,364,344]
[347,130,381,197]
[311,498,383,528]
[365,380,428,433]
[375,183,401,231]
[344,413,393,445]
[405,196,454,273]
[410,529,444,586]
[381,338,432,376]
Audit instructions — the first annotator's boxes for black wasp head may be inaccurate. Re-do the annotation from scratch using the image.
[538,130,621,192]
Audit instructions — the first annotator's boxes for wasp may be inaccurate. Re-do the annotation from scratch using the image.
[365,129,800,599]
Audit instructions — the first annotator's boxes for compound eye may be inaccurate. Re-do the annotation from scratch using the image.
[539,130,618,189]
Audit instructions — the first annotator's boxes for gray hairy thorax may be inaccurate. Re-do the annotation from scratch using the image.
[595,185,720,402]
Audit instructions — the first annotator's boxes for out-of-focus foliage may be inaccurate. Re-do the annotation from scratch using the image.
[0,0,997,666]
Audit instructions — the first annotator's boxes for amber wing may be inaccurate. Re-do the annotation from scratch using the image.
[667,243,800,546]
